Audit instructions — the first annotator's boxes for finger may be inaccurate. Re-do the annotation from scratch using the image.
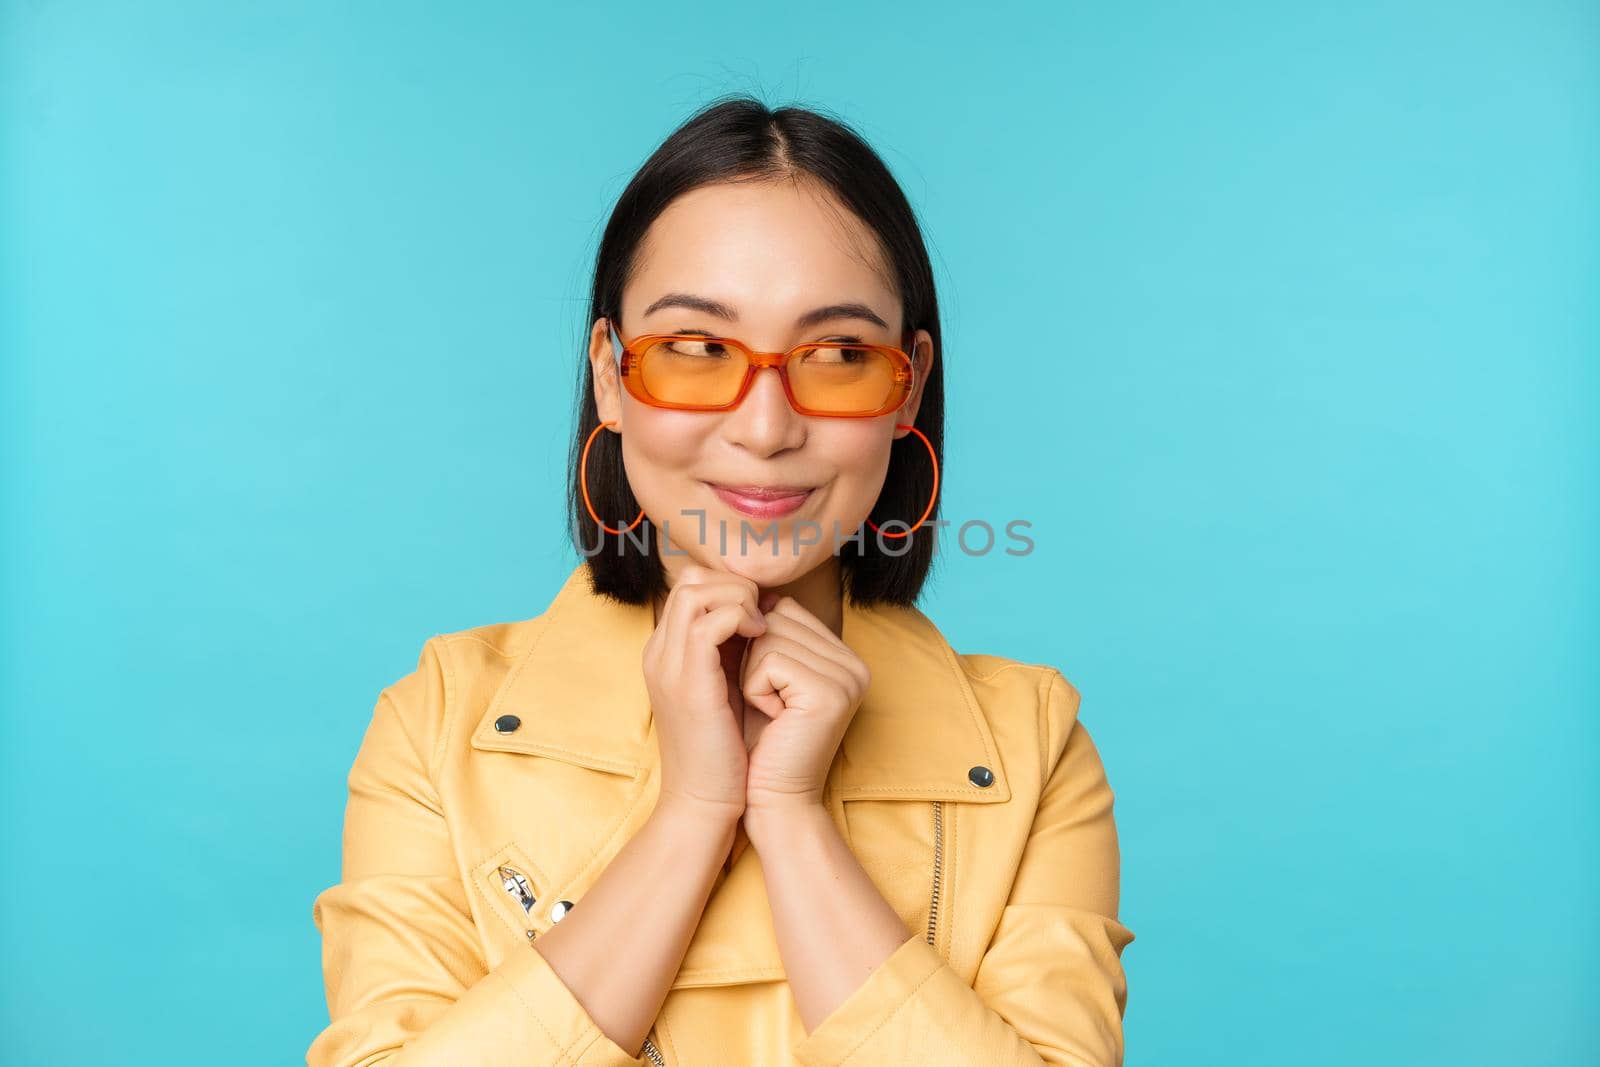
[755,597,866,688]
[661,574,765,640]
[658,601,758,683]
[743,649,844,719]
[737,633,783,722]
[744,686,784,722]
[763,595,849,653]
[665,564,758,614]
[670,579,762,634]
[742,645,800,704]
[747,622,862,688]
[689,603,768,656]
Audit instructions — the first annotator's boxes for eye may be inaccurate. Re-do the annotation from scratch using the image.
[808,336,872,363]
[659,328,733,357]
[661,337,730,358]
[801,344,872,365]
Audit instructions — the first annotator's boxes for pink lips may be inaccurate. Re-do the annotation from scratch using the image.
[708,482,813,519]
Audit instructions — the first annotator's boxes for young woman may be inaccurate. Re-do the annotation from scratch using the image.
[309,97,1134,1066]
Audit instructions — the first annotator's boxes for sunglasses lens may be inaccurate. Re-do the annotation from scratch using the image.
[633,339,908,415]
[788,345,905,415]
[636,338,749,407]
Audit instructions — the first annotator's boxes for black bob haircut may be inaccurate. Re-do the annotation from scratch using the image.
[567,95,945,609]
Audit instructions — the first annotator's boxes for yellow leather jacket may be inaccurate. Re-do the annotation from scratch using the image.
[308,561,1134,1065]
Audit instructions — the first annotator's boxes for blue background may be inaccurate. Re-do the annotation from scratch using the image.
[3,2,1595,1063]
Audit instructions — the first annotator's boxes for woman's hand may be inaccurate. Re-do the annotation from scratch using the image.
[641,564,767,820]
[740,593,871,813]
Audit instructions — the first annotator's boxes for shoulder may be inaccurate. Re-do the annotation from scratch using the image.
[953,651,1120,861]
[955,651,1089,784]
[367,615,550,778]
[432,615,549,679]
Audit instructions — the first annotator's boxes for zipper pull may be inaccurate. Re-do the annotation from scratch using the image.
[497,865,538,914]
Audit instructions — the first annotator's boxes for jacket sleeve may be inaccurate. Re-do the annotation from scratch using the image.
[791,669,1135,1067]
[306,637,647,1067]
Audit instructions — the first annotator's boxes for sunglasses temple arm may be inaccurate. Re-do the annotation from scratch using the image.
[608,317,626,368]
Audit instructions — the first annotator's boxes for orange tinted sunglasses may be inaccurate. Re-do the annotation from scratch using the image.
[608,316,917,419]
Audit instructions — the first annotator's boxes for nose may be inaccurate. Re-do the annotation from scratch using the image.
[722,360,805,455]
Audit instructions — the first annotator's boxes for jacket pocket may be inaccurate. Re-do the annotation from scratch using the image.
[471,840,554,951]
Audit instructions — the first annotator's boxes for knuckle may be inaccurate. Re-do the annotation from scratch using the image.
[688,603,726,626]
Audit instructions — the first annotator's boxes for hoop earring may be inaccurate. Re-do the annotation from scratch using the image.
[866,423,940,539]
[580,420,646,535]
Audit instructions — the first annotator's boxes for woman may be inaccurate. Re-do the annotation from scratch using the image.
[308,96,1134,1066]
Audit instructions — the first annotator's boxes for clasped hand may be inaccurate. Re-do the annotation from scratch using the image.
[642,564,871,820]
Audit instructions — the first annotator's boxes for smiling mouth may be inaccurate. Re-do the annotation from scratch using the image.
[706,482,814,519]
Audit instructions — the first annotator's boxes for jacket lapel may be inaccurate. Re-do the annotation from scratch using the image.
[468,562,657,777]
[835,597,1012,804]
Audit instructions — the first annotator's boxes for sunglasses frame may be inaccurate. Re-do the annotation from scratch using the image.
[608,316,918,419]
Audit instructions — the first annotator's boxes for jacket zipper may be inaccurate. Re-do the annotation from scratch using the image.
[497,865,541,948]
[926,800,944,946]
[498,865,538,915]
[641,1031,666,1065]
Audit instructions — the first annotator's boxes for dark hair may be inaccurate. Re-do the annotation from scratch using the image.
[567,95,944,609]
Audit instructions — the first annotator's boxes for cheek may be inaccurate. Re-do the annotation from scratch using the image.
[817,428,893,515]
[620,408,706,503]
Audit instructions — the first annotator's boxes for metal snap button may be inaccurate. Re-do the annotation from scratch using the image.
[494,714,521,733]
[968,765,995,788]
[550,900,574,922]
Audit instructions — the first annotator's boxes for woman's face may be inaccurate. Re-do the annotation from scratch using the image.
[588,178,933,593]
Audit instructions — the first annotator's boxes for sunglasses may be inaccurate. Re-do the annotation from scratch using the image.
[609,317,917,418]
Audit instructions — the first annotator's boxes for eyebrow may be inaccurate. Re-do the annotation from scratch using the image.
[641,292,890,332]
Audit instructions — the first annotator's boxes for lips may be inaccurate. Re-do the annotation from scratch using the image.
[707,482,814,519]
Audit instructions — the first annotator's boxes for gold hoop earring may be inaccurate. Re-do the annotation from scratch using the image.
[866,423,940,539]
[580,420,646,535]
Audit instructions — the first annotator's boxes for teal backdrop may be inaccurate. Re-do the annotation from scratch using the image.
[2,2,1595,1064]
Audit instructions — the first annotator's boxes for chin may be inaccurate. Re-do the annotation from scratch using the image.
[717,551,814,590]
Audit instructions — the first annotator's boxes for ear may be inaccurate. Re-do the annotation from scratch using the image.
[588,315,625,429]
[893,327,935,439]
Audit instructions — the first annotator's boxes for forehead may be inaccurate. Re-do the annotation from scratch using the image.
[626,180,897,324]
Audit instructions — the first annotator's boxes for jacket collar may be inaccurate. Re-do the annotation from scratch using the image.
[470,561,1010,804]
